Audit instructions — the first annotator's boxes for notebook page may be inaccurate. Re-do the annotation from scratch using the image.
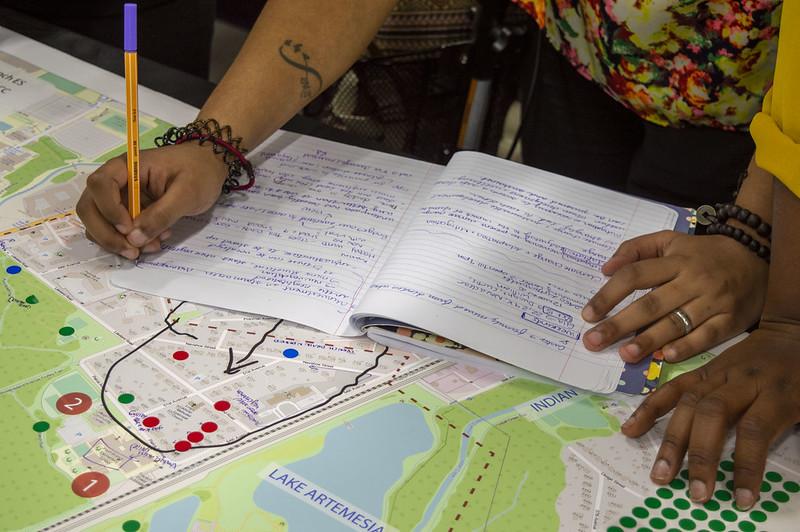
[353,151,678,392]
[112,131,440,335]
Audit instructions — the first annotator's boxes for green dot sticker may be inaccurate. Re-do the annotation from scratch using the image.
[608,527,624,532]
[726,480,735,491]
[674,498,690,510]
[670,478,686,490]
[118,393,135,404]
[649,517,666,530]
[32,421,50,432]
[761,500,779,512]
[678,518,695,530]
[662,508,678,519]
[765,471,782,482]
[25,295,38,304]
[657,488,673,499]
[716,470,724,481]
[715,489,732,501]
[59,326,75,336]
[703,499,720,511]
[690,508,707,521]
[633,507,649,519]
[720,460,734,472]
[620,516,636,528]
[773,490,789,503]
[738,520,755,532]
[121,520,141,531]
[721,509,737,522]
[784,481,800,493]
[645,497,662,509]
[760,480,771,493]
[708,520,725,532]
[750,510,767,523]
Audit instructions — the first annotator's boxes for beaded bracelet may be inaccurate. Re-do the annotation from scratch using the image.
[154,118,255,193]
[705,222,770,263]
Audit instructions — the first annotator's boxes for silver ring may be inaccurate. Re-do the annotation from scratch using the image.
[670,308,693,336]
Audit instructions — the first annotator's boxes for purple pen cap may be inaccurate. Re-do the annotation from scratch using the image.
[124,3,137,52]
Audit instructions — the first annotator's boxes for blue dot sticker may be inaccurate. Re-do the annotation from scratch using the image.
[283,348,299,359]
[6,265,22,275]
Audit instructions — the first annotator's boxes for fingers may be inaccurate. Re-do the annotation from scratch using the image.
[583,277,686,356]
[126,182,189,248]
[644,376,723,487]
[684,383,756,502]
[661,315,732,362]
[601,230,676,276]
[622,365,716,438]
[583,256,682,323]
[76,194,139,260]
[85,158,134,234]
[615,298,715,363]
[732,392,794,510]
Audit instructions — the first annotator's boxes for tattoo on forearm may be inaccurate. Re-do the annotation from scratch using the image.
[279,39,323,100]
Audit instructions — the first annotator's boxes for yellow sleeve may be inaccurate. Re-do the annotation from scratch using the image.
[750,1,800,197]
[751,92,800,198]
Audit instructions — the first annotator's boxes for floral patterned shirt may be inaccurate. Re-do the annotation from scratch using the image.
[513,0,782,130]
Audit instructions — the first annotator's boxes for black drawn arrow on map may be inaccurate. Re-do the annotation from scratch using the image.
[224,319,284,375]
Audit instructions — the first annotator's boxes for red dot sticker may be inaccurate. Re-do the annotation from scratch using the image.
[56,392,92,415]
[214,400,231,411]
[172,350,189,361]
[187,431,204,443]
[201,421,218,433]
[174,440,192,452]
[142,416,160,428]
[71,471,110,498]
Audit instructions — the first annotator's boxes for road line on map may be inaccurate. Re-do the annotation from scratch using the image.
[0,211,74,236]
[43,219,69,248]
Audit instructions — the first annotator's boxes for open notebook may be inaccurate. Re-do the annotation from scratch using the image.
[113,131,680,393]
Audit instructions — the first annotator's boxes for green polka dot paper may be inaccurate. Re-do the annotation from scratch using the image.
[608,460,800,532]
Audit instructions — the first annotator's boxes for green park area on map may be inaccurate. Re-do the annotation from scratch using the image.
[0,253,121,531]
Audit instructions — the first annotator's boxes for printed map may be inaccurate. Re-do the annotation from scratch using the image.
[1,48,800,532]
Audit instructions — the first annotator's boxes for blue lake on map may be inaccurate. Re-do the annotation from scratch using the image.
[148,495,200,532]
[252,402,433,529]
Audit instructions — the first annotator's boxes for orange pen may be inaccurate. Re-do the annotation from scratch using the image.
[124,3,140,219]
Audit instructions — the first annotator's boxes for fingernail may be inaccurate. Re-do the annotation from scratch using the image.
[115,224,130,235]
[621,414,635,430]
[120,248,138,261]
[735,488,756,510]
[662,347,678,361]
[621,343,642,360]
[128,229,147,247]
[690,480,708,502]
[586,330,604,347]
[651,459,670,481]
[581,304,596,321]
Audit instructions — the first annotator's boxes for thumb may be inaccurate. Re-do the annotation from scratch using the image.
[602,230,676,275]
[126,183,190,247]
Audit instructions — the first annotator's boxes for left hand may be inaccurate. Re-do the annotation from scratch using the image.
[621,324,800,510]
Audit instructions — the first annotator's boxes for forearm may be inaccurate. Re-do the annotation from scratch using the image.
[762,180,800,325]
[198,0,397,149]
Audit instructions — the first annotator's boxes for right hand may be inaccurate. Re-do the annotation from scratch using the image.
[581,230,769,363]
[76,142,228,260]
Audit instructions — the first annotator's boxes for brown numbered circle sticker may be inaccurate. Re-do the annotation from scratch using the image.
[56,392,93,415]
[70,471,110,498]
